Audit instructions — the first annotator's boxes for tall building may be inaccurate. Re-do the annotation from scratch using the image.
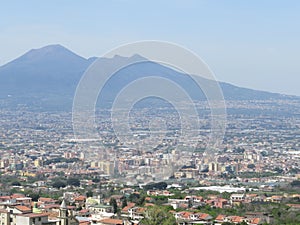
[57,199,79,225]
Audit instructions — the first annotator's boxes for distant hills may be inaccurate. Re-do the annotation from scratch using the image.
[0,44,297,111]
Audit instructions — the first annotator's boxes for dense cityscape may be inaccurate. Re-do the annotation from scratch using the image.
[0,99,299,225]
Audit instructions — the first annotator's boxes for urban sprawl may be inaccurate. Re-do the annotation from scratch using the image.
[0,100,299,225]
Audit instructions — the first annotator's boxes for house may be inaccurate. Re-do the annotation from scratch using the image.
[38,197,57,205]
[230,193,245,206]
[287,204,300,211]
[0,196,12,204]
[175,211,213,225]
[14,197,32,207]
[121,202,135,217]
[14,205,32,214]
[214,198,229,209]
[190,212,212,221]
[128,207,145,220]
[74,196,86,208]
[214,214,226,225]
[269,195,283,203]
[228,216,245,224]
[174,211,192,220]
[89,204,113,214]
[0,199,79,225]
[245,212,274,224]
[184,196,203,203]
[97,218,123,225]
[15,213,50,225]
[107,196,124,207]
[0,209,10,225]
[248,217,262,225]
[120,188,135,195]
[77,209,90,217]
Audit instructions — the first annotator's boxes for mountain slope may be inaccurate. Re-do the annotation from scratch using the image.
[0,45,89,92]
[0,44,297,110]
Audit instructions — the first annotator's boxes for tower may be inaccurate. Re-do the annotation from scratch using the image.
[58,198,79,225]
[58,199,68,225]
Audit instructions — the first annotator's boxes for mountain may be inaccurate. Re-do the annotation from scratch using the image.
[0,44,297,111]
[0,44,89,92]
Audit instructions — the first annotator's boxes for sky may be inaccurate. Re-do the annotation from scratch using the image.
[1,0,300,95]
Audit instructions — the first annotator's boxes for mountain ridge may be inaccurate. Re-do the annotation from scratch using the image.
[0,44,298,111]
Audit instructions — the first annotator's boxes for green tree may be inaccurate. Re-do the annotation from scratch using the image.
[222,222,234,225]
[141,205,176,225]
[52,180,66,189]
[67,177,80,187]
[110,198,118,214]
[11,181,21,186]
[238,222,248,225]
[86,190,93,198]
[144,182,168,191]
[28,192,40,201]
[121,197,127,208]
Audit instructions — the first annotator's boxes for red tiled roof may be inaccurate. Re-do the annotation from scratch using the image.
[38,197,53,202]
[181,211,192,219]
[75,195,86,201]
[0,196,11,200]
[17,213,49,218]
[41,204,75,210]
[79,222,90,225]
[144,203,154,207]
[121,202,135,212]
[15,205,32,212]
[99,218,123,225]
[251,218,260,224]
[136,207,146,213]
[231,216,244,223]
[199,213,210,220]
[215,214,226,221]
[287,204,300,208]
[11,194,25,198]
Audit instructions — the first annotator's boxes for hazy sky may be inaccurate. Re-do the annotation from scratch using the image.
[1,0,300,95]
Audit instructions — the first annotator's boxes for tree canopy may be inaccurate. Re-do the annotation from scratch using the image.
[141,205,176,225]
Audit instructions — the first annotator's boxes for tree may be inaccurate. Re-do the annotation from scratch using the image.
[137,195,146,206]
[67,177,80,187]
[247,164,255,169]
[28,192,40,201]
[238,222,248,225]
[222,222,234,225]
[122,197,127,208]
[221,191,231,199]
[129,193,140,202]
[11,181,21,186]
[110,198,118,214]
[144,182,168,191]
[86,190,93,198]
[291,180,300,187]
[52,180,66,189]
[141,206,176,225]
